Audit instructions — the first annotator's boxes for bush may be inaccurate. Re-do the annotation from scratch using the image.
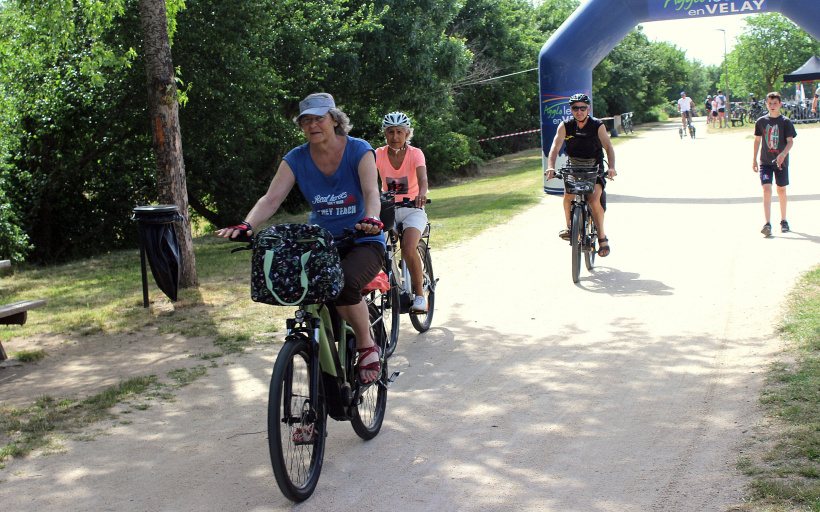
[0,180,31,263]
[414,119,481,182]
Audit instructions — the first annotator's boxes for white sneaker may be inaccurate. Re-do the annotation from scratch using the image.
[411,295,427,312]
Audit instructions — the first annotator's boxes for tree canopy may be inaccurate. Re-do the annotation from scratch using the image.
[727,13,820,98]
[2,0,797,264]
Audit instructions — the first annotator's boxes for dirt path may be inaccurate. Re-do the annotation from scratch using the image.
[2,120,820,511]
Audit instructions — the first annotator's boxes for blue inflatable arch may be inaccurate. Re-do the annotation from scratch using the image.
[539,0,820,171]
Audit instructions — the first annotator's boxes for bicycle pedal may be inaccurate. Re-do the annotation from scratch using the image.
[386,371,401,388]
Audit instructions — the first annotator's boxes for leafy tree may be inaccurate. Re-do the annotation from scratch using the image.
[139,0,198,287]
[728,13,820,97]
[449,0,544,157]
[174,0,388,226]
[535,0,580,34]
[0,0,155,263]
[594,29,689,122]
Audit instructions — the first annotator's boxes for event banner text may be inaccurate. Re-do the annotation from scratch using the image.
[648,0,768,20]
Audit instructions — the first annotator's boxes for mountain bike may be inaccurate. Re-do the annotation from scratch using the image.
[229,229,398,502]
[621,112,634,134]
[729,104,745,127]
[746,100,764,124]
[556,166,607,283]
[379,189,437,357]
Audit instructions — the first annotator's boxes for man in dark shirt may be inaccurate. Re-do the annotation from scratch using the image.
[546,93,616,256]
[753,91,796,236]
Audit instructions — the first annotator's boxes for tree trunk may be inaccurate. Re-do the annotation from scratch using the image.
[138,0,198,288]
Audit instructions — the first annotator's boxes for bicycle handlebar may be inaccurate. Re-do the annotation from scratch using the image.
[554,166,607,180]
[225,225,372,254]
[393,197,432,209]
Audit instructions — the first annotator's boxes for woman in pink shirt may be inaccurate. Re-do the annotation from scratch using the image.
[375,112,430,312]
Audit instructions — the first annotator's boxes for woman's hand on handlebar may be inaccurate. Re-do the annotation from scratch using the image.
[606,168,617,180]
[547,168,556,180]
[354,216,383,235]
[215,221,253,240]
[414,194,428,209]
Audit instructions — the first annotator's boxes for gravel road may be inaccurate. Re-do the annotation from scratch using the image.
[2,119,819,511]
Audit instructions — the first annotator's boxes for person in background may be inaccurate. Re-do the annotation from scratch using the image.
[716,90,727,128]
[375,112,430,312]
[705,95,713,125]
[753,92,797,237]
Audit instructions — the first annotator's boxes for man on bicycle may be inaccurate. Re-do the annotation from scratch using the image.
[546,93,616,257]
[678,91,694,130]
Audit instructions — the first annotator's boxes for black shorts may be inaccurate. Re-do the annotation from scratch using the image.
[759,163,789,187]
[718,108,725,113]
[336,241,384,306]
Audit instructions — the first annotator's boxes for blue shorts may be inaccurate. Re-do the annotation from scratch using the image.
[759,164,789,187]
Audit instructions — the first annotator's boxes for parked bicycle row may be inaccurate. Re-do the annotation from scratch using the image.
[729,98,819,126]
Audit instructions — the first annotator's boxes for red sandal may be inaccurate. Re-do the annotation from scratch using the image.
[356,344,381,384]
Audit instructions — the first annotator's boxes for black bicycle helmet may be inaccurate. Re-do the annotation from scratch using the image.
[568,93,591,105]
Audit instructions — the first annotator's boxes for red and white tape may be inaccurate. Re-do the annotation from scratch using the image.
[477,128,541,142]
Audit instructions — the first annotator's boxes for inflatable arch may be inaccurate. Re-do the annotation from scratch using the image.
[539,0,820,173]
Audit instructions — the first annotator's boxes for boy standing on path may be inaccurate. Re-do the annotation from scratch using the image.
[753,91,796,237]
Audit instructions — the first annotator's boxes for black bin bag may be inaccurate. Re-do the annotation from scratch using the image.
[132,205,183,304]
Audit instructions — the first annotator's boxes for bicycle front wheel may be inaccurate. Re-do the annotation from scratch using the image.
[268,338,327,502]
[409,239,435,332]
[352,304,389,440]
[584,207,597,271]
[571,206,582,283]
[383,269,401,358]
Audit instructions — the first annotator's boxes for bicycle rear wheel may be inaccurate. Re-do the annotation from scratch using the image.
[584,207,597,271]
[409,240,435,332]
[571,206,582,283]
[269,338,327,502]
[352,304,388,440]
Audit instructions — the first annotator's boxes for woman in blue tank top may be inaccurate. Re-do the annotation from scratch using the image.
[216,93,384,384]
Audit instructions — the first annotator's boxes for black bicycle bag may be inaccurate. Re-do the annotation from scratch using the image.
[251,223,344,306]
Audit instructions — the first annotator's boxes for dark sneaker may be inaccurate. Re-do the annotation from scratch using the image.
[781,220,790,233]
[761,223,772,236]
[558,228,570,240]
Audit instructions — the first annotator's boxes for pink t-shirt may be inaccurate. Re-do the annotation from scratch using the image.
[375,145,426,201]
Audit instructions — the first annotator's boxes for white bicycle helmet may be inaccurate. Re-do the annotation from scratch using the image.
[381,111,412,130]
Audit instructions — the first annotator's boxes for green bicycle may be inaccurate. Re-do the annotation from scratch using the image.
[231,229,398,502]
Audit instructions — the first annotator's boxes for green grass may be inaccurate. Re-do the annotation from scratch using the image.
[730,266,820,511]
[0,376,159,465]
[429,148,543,248]
[9,349,47,363]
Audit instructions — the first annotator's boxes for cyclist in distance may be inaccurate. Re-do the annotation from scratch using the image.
[375,112,430,312]
[216,92,385,384]
[546,93,616,257]
[678,91,694,130]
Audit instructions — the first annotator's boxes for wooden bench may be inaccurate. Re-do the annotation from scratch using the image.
[0,300,46,361]
[0,261,47,361]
